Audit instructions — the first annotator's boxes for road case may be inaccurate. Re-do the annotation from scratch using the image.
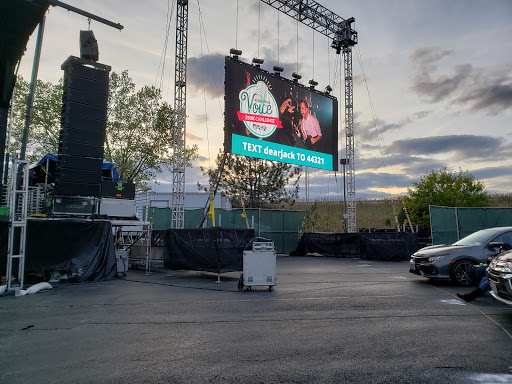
[239,239,276,291]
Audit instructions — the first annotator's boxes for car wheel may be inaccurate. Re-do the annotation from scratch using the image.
[450,260,474,286]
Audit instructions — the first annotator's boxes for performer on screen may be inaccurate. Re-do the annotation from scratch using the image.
[278,98,301,146]
[297,99,322,148]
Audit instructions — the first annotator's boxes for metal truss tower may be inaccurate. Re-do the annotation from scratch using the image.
[343,45,356,233]
[260,0,358,232]
[171,0,189,229]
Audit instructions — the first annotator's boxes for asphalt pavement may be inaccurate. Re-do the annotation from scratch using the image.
[1,256,512,384]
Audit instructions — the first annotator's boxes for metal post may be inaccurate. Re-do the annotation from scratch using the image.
[20,15,46,161]
[340,159,347,233]
[305,167,309,204]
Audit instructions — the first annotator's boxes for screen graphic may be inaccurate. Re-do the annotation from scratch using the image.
[224,57,339,171]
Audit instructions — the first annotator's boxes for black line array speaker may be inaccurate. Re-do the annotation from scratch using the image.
[54,56,111,197]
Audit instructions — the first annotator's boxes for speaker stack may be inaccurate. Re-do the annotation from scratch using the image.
[54,56,111,197]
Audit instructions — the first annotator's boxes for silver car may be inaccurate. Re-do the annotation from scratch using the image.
[486,250,512,305]
[409,227,512,286]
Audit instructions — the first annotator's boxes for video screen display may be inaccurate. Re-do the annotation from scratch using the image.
[224,56,338,171]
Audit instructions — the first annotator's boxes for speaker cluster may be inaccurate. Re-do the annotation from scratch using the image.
[54,56,111,197]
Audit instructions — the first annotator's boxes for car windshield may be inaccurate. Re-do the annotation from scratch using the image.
[453,229,502,246]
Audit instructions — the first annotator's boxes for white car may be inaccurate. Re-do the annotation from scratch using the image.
[486,250,512,305]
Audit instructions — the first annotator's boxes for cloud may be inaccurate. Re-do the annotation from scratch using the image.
[409,47,453,69]
[358,111,431,142]
[471,165,512,181]
[453,78,512,115]
[358,119,405,142]
[411,61,473,103]
[400,159,447,176]
[187,53,226,97]
[186,132,203,142]
[356,171,413,191]
[409,47,472,102]
[388,135,505,160]
[357,155,443,174]
[413,110,432,119]
[409,47,512,114]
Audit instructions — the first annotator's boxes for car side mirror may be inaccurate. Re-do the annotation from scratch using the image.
[488,241,504,249]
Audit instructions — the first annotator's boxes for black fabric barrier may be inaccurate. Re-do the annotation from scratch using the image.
[291,232,419,261]
[359,232,419,261]
[0,217,7,275]
[290,232,361,257]
[164,228,255,273]
[1,218,116,283]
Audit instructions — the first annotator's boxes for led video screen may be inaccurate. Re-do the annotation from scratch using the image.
[224,57,338,171]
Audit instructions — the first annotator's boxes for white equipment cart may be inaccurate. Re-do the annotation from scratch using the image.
[238,238,276,291]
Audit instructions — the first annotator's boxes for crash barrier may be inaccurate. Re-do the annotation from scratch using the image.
[290,231,419,261]
[430,205,512,245]
[164,228,254,273]
[147,208,305,254]
[0,218,116,284]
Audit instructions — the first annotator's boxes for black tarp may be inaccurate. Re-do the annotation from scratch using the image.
[291,232,419,261]
[359,232,419,261]
[1,218,116,283]
[290,232,361,257]
[164,228,254,273]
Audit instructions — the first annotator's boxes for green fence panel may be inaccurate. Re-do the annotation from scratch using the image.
[151,207,304,254]
[430,205,512,245]
[185,208,205,228]
[260,210,283,234]
[282,210,304,233]
[244,209,261,233]
[148,207,172,230]
[457,208,512,239]
[259,231,283,251]
[260,209,305,253]
[430,206,458,245]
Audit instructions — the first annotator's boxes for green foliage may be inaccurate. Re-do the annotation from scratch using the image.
[8,71,198,190]
[489,193,512,207]
[105,70,198,189]
[199,150,302,208]
[404,167,490,226]
[279,197,401,232]
[301,202,319,233]
[10,76,63,162]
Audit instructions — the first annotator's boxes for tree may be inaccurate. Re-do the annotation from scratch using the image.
[404,167,490,226]
[105,71,198,189]
[9,76,62,162]
[199,150,302,208]
[8,71,198,190]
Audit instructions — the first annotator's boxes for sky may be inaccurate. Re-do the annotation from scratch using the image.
[17,0,512,201]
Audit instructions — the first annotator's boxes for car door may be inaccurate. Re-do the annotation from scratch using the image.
[486,231,512,259]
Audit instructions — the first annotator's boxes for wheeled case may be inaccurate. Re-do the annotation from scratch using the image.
[238,239,276,291]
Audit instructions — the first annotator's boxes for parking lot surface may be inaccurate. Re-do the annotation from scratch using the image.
[1,256,512,383]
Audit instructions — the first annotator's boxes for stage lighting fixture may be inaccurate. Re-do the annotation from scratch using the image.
[273,65,284,75]
[309,79,318,88]
[252,58,264,67]
[325,85,333,94]
[292,72,302,82]
[229,48,242,59]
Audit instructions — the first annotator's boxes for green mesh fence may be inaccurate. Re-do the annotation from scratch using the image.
[430,205,512,245]
[147,208,305,254]
[429,206,458,245]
